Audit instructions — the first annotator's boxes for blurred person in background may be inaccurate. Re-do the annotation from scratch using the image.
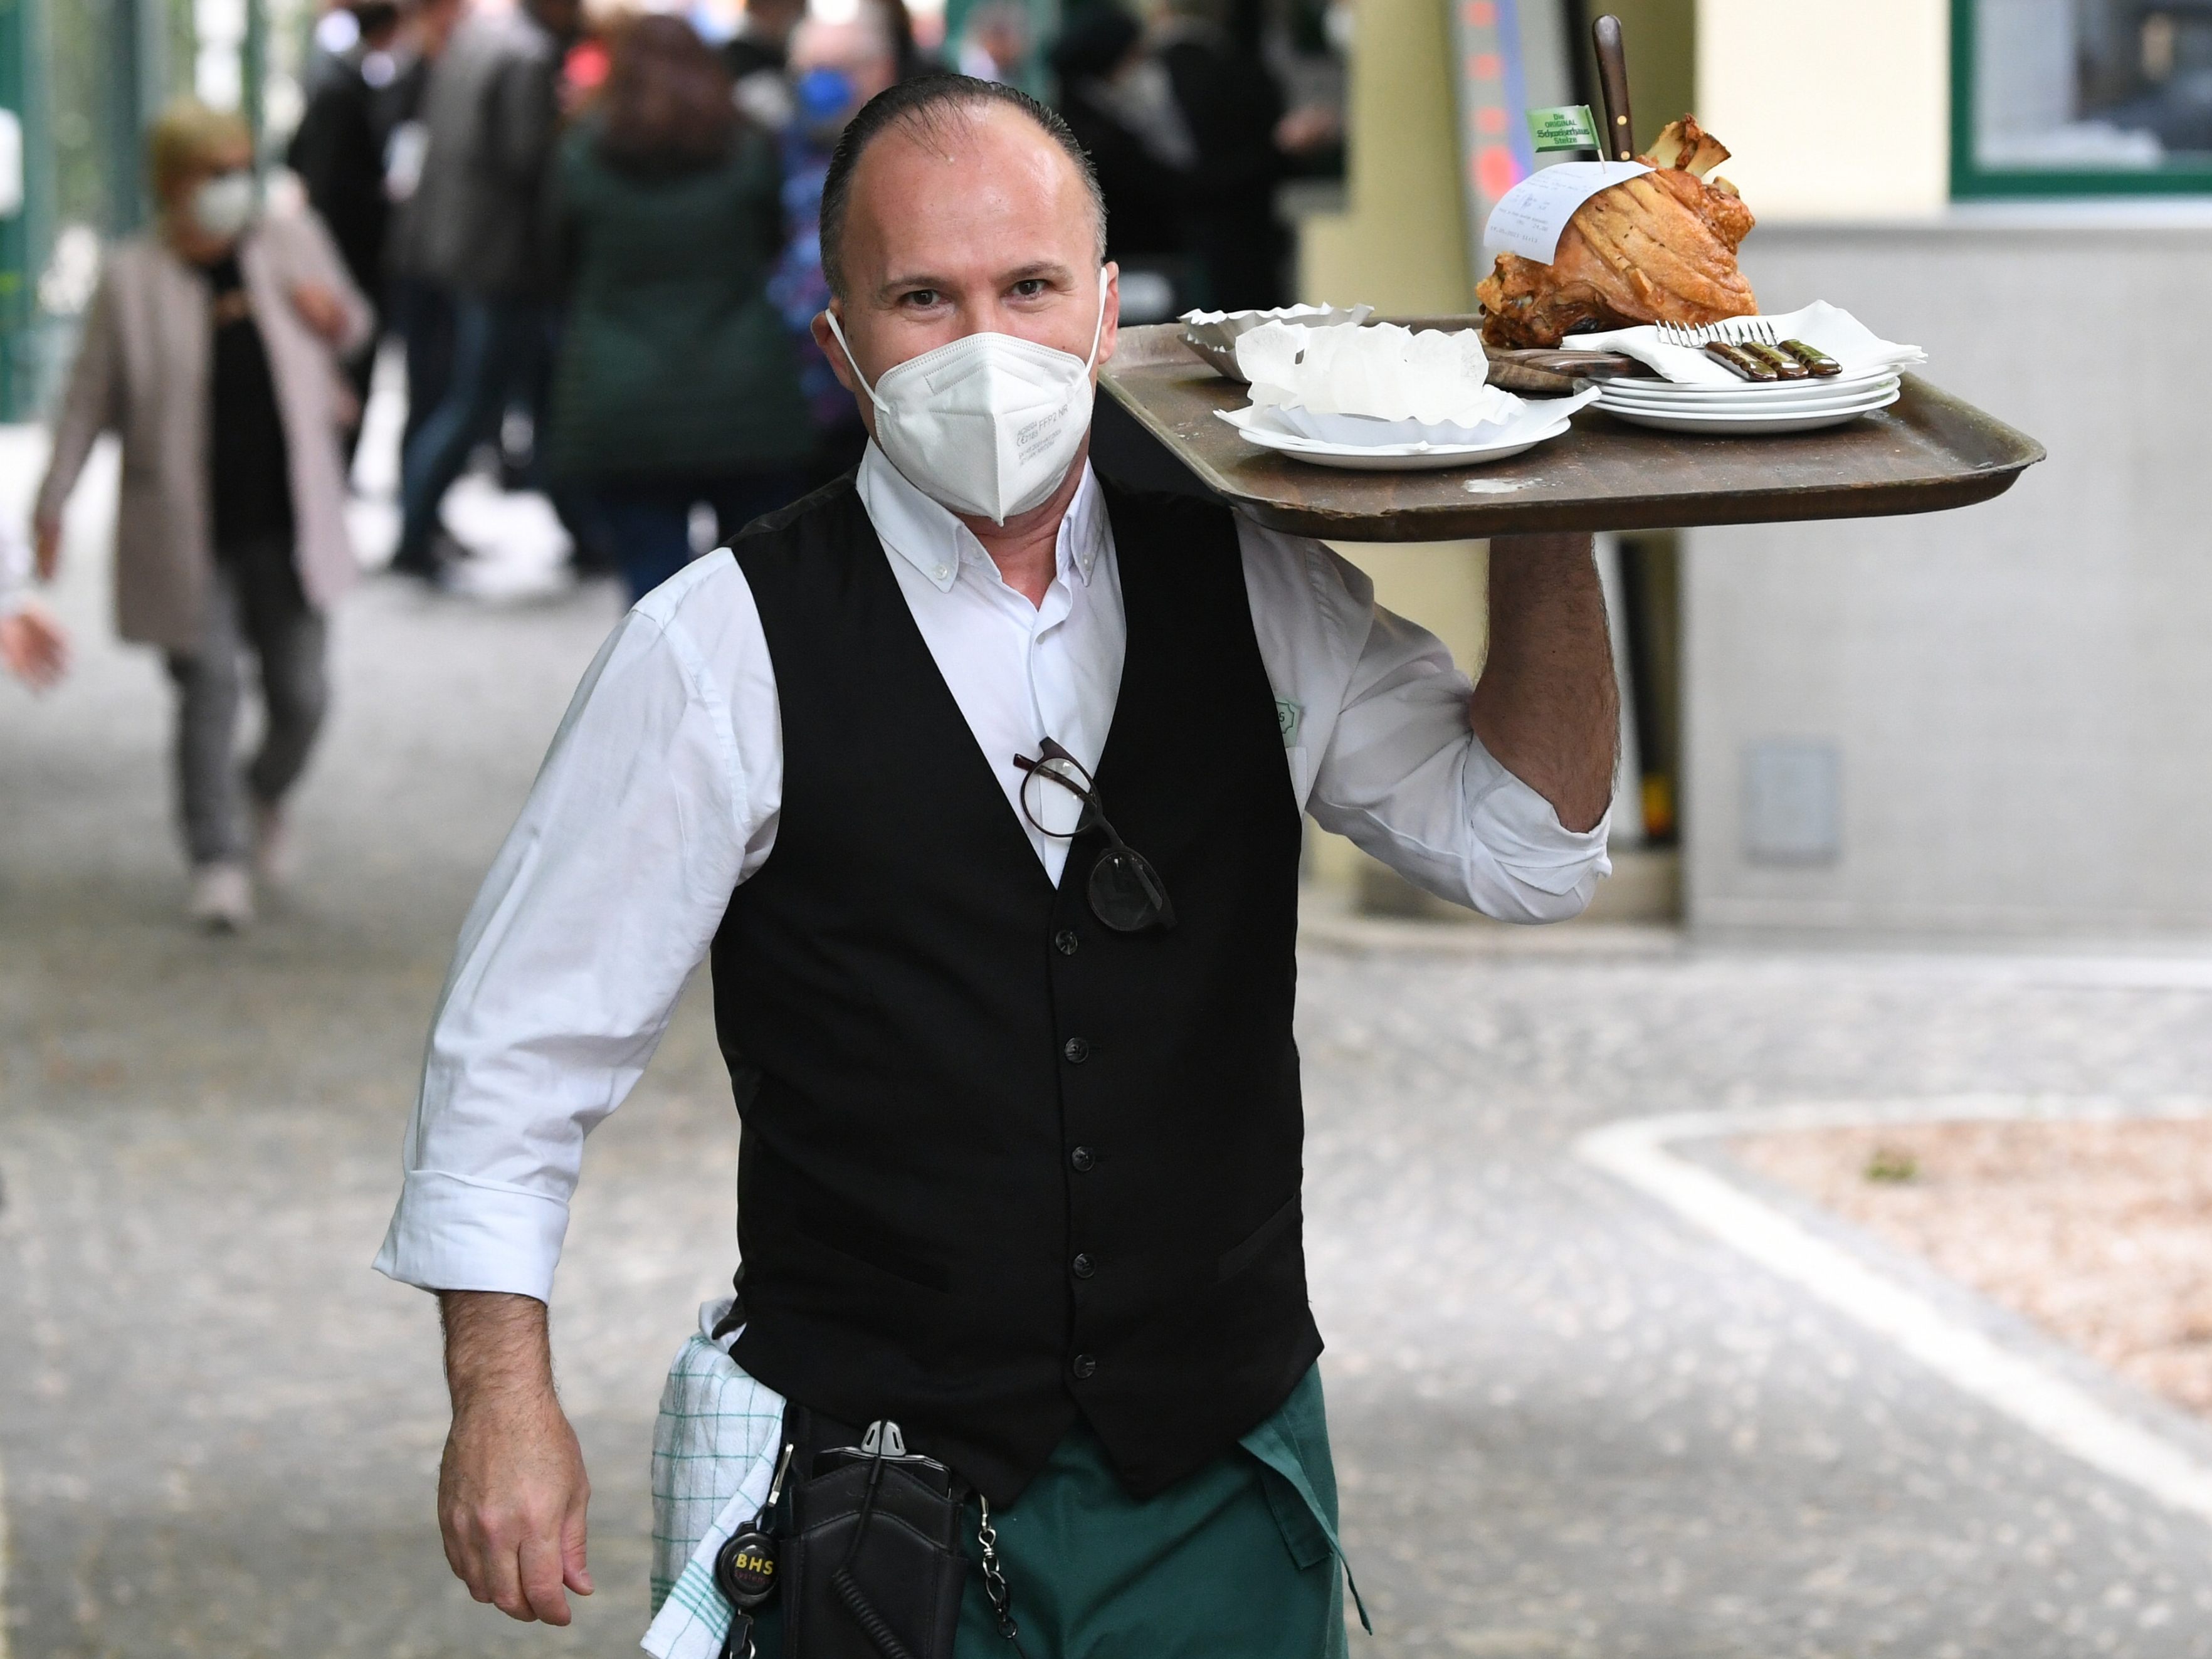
[1152,0,1332,310]
[1050,4,1192,309]
[956,0,1031,82]
[1,527,68,690]
[288,0,408,463]
[724,0,804,128]
[770,6,900,488]
[881,0,949,82]
[392,0,582,582]
[31,102,372,930]
[542,16,809,603]
[380,0,470,472]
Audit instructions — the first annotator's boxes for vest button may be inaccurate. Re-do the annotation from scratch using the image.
[1071,1352,1098,1379]
[1070,1145,1095,1172]
[1054,929,1080,956]
[1072,1252,1095,1279]
[1062,1036,1090,1063]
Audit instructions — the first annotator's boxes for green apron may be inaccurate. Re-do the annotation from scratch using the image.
[749,1364,1366,1658]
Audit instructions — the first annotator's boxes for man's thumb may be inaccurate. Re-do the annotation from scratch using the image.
[562,1504,593,1595]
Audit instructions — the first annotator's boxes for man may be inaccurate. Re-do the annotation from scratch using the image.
[288,0,406,463]
[774,8,902,490]
[378,0,468,479]
[724,0,803,78]
[376,76,1617,1656]
[391,0,579,579]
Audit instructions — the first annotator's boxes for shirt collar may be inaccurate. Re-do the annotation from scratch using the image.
[857,440,1106,596]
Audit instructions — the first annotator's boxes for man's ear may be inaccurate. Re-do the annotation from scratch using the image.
[812,306,863,398]
[1094,261,1122,376]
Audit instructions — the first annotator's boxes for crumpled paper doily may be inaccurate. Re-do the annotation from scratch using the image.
[1234,320,1515,429]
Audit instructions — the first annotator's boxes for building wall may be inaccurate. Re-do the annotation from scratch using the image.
[1697,0,1950,220]
[1682,216,2212,935]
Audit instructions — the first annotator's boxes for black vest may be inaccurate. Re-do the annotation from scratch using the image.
[713,475,1319,1504]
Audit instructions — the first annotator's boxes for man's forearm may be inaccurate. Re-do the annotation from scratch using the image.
[1469,532,1619,835]
[440,1290,557,1411]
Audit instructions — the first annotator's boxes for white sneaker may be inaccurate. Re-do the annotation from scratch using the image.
[251,799,297,887]
[187,863,255,932]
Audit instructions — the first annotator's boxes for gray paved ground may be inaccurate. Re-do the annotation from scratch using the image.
[6,455,2212,1658]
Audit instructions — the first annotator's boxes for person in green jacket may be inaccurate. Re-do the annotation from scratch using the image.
[544,15,811,601]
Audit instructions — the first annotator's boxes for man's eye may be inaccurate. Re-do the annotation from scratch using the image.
[901,289,940,308]
[1011,279,1047,298]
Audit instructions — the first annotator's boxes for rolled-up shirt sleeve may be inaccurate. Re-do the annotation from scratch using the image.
[373,559,767,1301]
[1240,522,1612,924]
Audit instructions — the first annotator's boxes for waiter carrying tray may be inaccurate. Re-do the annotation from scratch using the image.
[376,75,1620,1659]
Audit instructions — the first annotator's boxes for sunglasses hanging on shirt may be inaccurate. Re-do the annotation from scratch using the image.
[1013,738,1177,933]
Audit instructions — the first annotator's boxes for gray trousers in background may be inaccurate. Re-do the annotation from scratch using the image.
[164,547,329,868]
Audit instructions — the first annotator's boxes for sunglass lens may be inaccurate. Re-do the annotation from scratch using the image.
[1089,847,1174,932]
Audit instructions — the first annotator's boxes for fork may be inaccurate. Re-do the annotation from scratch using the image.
[1656,318,1776,348]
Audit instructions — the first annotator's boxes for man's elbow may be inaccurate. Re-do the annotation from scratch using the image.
[1478,868,1603,927]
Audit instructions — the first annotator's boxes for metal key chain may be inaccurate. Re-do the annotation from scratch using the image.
[714,1443,796,1659]
[976,1498,1032,1659]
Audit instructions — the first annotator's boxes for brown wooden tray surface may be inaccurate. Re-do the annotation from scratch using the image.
[1100,323,2046,543]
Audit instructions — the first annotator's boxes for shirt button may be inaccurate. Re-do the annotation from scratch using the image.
[1071,1353,1098,1379]
[1063,1037,1090,1063]
[1054,929,1080,956]
[1070,1145,1095,1172]
[933,564,950,580]
[1072,1252,1095,1279]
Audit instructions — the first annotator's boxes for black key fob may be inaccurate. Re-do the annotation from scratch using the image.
[715,1525,780,1611]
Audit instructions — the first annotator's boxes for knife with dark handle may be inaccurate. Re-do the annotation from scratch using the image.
[1591,14,1635,162]
[1486,347,1653,392]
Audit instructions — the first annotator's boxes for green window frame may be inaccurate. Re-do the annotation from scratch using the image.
[1951,0,2212,197]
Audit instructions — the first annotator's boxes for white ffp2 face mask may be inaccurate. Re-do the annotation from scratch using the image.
[824,270,1109,525]
[190,171,258,242]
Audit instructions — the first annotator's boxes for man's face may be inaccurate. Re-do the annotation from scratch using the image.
[811,103,1119,440]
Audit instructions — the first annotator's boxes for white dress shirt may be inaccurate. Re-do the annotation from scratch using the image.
[373,446,1611,1302]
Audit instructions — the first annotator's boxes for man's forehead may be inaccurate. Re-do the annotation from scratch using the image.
[844,103,1089,268]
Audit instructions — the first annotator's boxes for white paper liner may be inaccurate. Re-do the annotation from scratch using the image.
[1179,303,1372,381]
[1235,320,1517,429]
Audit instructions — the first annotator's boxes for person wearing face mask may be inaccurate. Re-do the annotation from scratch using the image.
[31,101,372,932]
[377,77,1617,1657]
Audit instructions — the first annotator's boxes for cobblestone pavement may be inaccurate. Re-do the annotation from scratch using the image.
[7,463,2212,1658]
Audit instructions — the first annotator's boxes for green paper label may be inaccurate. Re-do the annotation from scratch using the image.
[1527,105,1599,152]
[1276,698,1303,748]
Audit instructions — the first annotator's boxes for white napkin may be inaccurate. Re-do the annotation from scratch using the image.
[1570,300,1925,387]
[1235,320,1517,428]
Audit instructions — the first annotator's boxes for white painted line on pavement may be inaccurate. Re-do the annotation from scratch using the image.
[1575,1095,2212,1527]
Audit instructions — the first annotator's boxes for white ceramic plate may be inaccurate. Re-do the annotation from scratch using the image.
[1597,386,1902,436]
[1595,371,1901,406]
[1596,376,1901,416]
[1218,411,1575,470]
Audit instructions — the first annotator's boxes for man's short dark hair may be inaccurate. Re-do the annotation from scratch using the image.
[818,75,1108,300]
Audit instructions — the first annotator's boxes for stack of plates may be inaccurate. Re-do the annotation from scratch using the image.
[1593,368,1903,435]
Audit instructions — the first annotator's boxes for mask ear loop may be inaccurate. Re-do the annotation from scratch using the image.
[1083,267,1109,372]
[820,307,888,412]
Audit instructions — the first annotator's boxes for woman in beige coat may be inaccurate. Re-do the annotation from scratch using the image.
[34,100,372,930]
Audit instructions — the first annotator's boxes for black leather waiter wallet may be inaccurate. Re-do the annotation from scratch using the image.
[782,1410,969,1659]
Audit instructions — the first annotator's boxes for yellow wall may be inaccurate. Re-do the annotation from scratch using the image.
[1697,0,1949,219]
[1298,0,1472,313]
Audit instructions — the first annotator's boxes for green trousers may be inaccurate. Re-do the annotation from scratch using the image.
[750,1364,1364,1658]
